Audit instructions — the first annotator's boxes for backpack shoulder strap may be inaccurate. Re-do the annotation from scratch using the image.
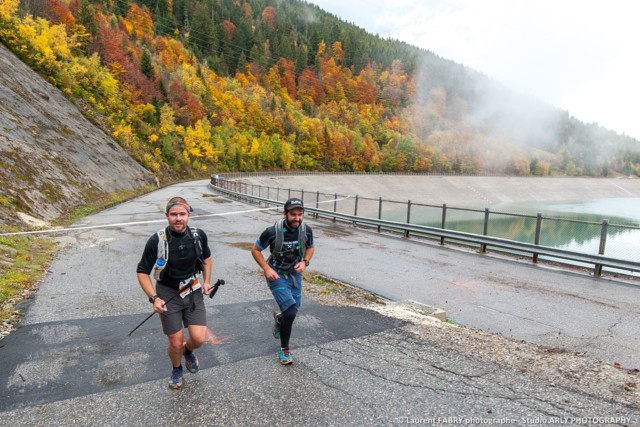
[157,227,169,262]
[189,226,203,259]
[298,222,307,260]
[273,218,285,255]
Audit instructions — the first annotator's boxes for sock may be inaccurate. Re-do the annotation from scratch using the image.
[279,305,297,348]
[173,364,182,370]
[184,344,193,356]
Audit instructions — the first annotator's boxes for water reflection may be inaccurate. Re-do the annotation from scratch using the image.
[412,198,640,262]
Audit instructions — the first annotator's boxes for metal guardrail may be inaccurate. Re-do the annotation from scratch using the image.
[209,177,640,278]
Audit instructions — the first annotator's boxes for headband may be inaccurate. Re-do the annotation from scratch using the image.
[166,201,193,214]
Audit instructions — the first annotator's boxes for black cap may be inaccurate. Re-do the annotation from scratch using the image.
[284,198,304,212]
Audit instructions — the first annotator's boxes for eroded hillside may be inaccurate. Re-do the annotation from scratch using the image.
[0,43,155,227]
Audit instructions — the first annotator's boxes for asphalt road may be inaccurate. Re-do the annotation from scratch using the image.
[0,180,638,426]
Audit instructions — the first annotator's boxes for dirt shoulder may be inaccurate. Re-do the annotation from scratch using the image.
[305,273,639,408]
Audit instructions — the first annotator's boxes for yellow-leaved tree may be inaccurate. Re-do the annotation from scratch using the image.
[280,140,294,169]
[159,103,176,136]
[183,118,215,165]
[16,16,75,74]
[0,0,19,21]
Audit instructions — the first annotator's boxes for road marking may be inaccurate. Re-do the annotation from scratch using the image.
[1,196,351,236]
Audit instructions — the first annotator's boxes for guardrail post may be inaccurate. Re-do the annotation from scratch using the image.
[377,197,382,232]
[440,204,447,245]
[481,208,489,253]
[315,191,320,219]
[277,187,280,203]
[595,220,609,276]
[354,195,359,226]
[405,200,412,238]
[301,189,304,205]
[333,193,337,222]
[533,213,542,263]
[288,188,291,199]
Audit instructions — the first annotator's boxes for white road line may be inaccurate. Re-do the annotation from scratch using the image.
[1,196,351,236]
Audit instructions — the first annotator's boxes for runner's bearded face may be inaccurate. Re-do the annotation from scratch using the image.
[285,207,304,229]
[166,206,190,233]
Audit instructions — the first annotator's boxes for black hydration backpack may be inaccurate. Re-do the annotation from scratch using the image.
[153,226,204,280]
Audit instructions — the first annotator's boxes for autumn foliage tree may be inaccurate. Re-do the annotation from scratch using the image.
[1,0,637,180]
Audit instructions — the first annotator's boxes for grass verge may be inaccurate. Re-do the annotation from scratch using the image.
[0,234,55,327]
[0,186,156,333]
[304,272,383,305]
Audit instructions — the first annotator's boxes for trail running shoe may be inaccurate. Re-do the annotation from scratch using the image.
[278,347,293,365]
[168,367,183,390]
[185,352,199,374]
[272,310,281,340]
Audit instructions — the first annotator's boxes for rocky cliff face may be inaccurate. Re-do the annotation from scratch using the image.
[0,43,156,227]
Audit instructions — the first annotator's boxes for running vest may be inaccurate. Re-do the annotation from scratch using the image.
[153,226,204,281]
[270,218,308,262]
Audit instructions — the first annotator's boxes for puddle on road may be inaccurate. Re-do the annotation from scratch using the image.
[313,224,354,237]
[228,241,254,250]
[203,194,232,203]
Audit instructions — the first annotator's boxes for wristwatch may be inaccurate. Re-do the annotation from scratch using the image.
[303,259,310,266]
[149,295,159,303]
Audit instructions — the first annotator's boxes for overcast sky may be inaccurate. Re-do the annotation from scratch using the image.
[304,0,640,140]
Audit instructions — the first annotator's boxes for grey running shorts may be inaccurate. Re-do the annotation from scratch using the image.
[156,283,206,335]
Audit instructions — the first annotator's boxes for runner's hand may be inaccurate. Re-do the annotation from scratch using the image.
[264,266,280,281]
[153,298,166,313]
[293,261,306,273]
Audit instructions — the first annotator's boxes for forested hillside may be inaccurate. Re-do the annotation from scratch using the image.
[2,0,639,180]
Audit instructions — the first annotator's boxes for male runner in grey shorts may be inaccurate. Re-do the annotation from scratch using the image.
[137,196,213,389]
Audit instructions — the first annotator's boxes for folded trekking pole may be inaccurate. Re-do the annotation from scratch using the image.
[128,278,224,336]
[208,278,225,299]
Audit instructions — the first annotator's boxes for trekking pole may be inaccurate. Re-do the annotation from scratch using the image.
[128,292,181,336]
[128,278,224,336]
[208,278,225,299]
[128,277,195,336]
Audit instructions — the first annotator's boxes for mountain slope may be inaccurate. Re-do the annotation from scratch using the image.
[0,43,156,226]
[5,0,639,179]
